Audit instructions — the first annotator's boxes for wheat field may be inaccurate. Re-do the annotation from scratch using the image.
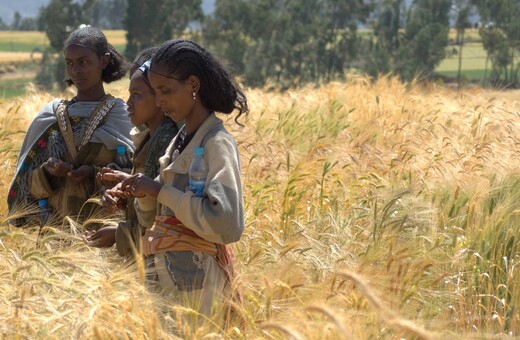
[0,77,519,339]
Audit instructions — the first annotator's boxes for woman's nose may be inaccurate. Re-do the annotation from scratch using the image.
[70,64,79,74]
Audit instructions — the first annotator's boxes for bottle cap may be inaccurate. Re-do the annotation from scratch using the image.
[38,199,48,207]
[194,147,204,156]
[116,145,126,155]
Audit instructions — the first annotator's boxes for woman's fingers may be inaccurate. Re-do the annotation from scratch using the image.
[120,174,138,191]
[102,193,119,213]
[103,171,131,182]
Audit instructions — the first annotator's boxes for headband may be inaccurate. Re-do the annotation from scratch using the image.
[133,59,152,87]
[139,60,151,74]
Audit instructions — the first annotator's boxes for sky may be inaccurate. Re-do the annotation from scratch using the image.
[0,0,216,25]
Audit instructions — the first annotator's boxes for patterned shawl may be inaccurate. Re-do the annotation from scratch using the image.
[7,96,134,216]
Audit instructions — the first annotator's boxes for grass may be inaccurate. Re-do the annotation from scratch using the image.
[0,31,49,52]
[437,42,488,80]
[0,78,519,338]
[0,77,32,98]
[0,30,126,53]
[0,52,42,63]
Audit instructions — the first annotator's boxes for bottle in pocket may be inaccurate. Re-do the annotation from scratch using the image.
[38,198,49,225]
[114,145,132,169]
[189,147,206,197]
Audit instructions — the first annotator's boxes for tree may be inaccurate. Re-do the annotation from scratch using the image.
[202,0,255,78]
[36,0,86,91]
[124,0,203,59]
[12,12,21,30]
[203,0,372,88]
[472,0,520,87]
[453,0,473,87]
[364,0,406,77]
[0,18,7,31]
[396,0,452,81]
[90,0,127,29]
[38,0,83,51]
[317,0,373,81]
[10,11,37,31]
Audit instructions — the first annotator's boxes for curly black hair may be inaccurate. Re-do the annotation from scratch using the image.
[151,39,248,124]
[64,26,129,84]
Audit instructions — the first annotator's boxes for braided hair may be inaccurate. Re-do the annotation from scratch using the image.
[151,39,248,124]
[64,26,129,84]
[129,46,159,78]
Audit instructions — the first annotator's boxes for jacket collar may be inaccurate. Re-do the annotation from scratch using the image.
[160,112,222,173]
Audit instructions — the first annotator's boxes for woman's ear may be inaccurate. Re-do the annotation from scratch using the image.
[187,75,200,93]
[101,52,111,69]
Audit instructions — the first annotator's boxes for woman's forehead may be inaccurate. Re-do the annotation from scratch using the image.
[129,75,151,90]
[149,62,171,76]
[64,45,97,59]
[148,67,174,83]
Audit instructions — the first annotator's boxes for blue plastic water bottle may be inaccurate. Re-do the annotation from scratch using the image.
[189,147,206,197]
[38,198,49,226]
[114,145,131,169]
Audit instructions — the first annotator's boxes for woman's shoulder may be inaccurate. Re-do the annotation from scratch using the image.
[43,98,63,110]
[109,96,127,108]
[35,98,63,118]
[203,126,237,156]
[206,121,233,141]
[105,96,128,116]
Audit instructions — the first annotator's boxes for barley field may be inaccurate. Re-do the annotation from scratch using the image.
[0,77,519,339]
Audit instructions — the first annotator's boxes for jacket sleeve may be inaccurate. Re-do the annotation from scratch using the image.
[135,175,160,228]
[28,164,55,199]
[156,132,244,244]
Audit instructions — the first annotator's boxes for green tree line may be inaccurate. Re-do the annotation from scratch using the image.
[29,0,520,89]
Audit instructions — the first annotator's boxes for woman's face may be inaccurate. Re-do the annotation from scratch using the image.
[127,75,161,127]
[64,45,107,92]
[148,63,195,123]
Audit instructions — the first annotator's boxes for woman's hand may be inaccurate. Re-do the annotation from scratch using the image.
[83,226,116,248]
[96,168,132,188]
[44,157,72,177]
[102,182,126,213]
[121,173,161,199]
[68,165,95,184]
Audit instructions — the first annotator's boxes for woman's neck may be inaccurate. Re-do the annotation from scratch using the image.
[147,114,167,135]
[185,107,211,135]
[75,86,106,102]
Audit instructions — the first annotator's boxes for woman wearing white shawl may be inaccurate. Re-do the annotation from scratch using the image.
[7,26,134,227]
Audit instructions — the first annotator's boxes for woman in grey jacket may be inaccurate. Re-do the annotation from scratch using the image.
[113,39,248,317]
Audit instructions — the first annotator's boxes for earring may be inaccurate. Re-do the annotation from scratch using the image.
[192,92,197,100]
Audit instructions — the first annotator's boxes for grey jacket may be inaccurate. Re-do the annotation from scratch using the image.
[136,113,244,245]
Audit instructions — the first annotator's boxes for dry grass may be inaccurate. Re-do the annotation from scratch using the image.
[0,52,42,64]
[102,30,127,47]
[1,77,519,338]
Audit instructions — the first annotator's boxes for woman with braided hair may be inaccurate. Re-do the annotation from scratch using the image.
[83,47,180,255]
[111,39,247,317]
[7,26,134,227]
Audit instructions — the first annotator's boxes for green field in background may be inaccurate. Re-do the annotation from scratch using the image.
[437,42,487,80]
[0,31,49,52]
[0,29,491,97]
[0,31,126,53]
[0,77,31,98]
